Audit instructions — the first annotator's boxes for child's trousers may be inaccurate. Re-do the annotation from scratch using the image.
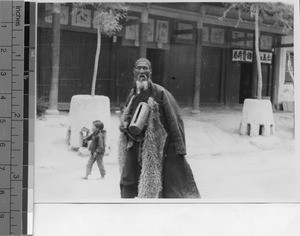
[86,153,106,177]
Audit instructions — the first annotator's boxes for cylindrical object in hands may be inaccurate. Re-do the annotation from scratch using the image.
[129,102,150,135]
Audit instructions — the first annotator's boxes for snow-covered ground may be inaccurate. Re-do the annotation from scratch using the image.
[34,108,299,202]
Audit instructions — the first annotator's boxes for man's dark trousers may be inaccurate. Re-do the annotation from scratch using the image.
[120,142,142,198]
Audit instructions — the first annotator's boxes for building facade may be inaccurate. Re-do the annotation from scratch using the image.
[37,3,293,110]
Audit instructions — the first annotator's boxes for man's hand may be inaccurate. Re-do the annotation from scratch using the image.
[93,152,98,159]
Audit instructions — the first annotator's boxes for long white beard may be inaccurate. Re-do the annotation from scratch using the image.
[136,81,148,93]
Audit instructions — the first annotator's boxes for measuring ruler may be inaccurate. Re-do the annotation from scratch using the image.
[0,1,34,235]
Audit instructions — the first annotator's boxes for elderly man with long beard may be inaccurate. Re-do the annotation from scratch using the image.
[118,58,200,198]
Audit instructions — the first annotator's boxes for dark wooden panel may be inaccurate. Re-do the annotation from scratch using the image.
[115,46,139,106]
[37,27,113,104]
[261,64,270,98]
[229,62,241,104]
[200,46,222,103]
[59,30,112,102]
[147,49,165,86]
[239,63,253,103]
[169,44,195,105]
[37,27,52,101]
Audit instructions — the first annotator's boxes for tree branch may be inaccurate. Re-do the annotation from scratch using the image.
[235,8,244,27]
[219,3,237,21]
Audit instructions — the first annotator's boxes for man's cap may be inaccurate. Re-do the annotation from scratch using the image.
[134,58,152,69]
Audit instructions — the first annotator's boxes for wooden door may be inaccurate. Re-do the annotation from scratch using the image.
[261,64,271,98]
[76,32,112,97]
[115,46,139,106]
[37,28,112,104]
[147,49,165,86]
[169,44,195,105]
[200,47,222,104]
[37,27,52,100]
[239,63,253,103]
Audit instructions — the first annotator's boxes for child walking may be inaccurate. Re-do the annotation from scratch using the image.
[82,120,106,180]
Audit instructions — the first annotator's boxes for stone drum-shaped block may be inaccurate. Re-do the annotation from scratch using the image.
[239,99,275,136]
[69,95,110,149]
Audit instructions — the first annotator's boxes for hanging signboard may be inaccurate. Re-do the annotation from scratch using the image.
[71,7,91,28]
[147,19,155,42]
[259,51,273,64]
[124,17,154,42]
[232,49,272,64]
[124,16,139,40]
[211,27,225,44]
[232,49,253,62]
[156,20,169,43]
[45,4,69,25]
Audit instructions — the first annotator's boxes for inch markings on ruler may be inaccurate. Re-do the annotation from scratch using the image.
[0,1,13,235]
[1,1,26,235]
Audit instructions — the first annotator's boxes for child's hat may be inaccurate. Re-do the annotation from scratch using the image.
[93,120,104,130]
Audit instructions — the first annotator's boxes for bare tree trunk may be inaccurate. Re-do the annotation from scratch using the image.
[91,28,101,96]
[47,3,61,113]
[254,4,263,100]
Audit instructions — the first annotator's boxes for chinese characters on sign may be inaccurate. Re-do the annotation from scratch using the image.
[232,49,272,64]
[260,52,272,64]
[232,49,253,62]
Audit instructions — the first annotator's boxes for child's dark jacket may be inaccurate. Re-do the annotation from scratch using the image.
[86,130,105,155]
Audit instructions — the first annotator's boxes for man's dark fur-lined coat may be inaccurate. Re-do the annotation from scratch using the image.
[119,82,200,198]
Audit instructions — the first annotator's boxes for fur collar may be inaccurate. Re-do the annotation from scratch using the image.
[118,97,167,198]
